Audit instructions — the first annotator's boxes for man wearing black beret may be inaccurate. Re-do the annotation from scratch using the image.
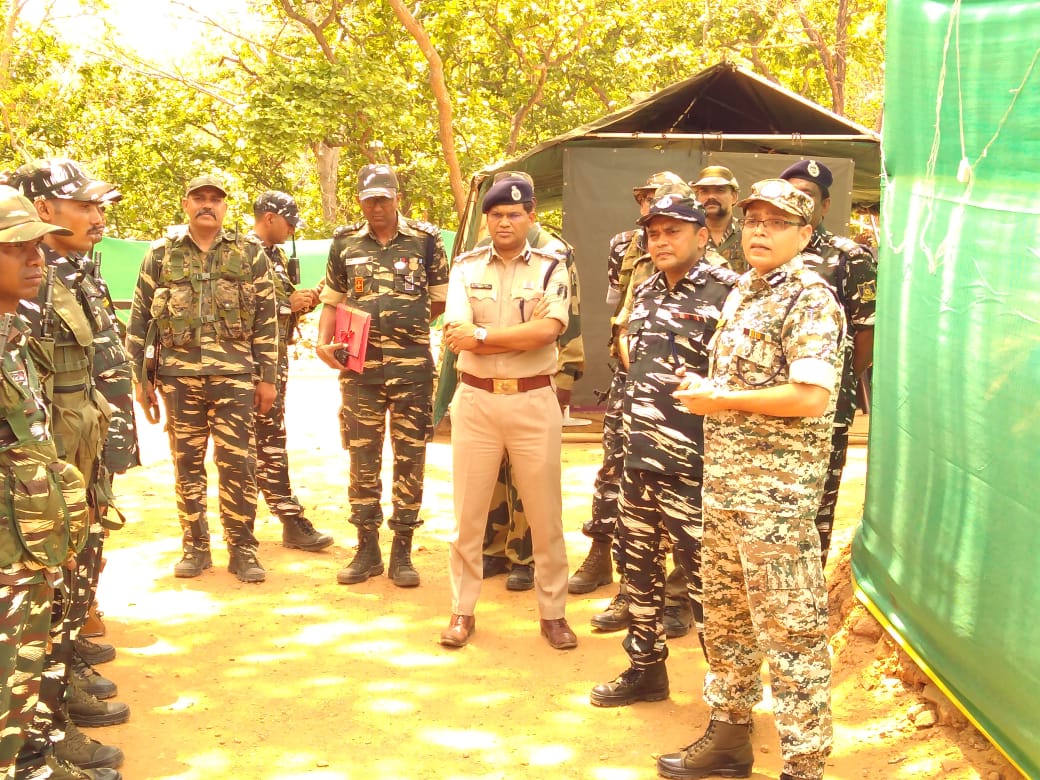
[779,159,878,567]
[440,176,577,650]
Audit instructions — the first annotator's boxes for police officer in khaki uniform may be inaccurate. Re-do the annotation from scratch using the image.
[247,191,333,552]
[126,175,278,584]
[691,165,747,273]
[315,165,449,588]
[440,176,577,651]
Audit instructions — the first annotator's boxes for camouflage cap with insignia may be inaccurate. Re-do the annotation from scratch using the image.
[633,170,686,194]
[0,185,74,242]
[481,176,534,213]
[691,165,739,190]
[185,174,228,197]
[8,158,121,204]
[737,178,814,223]
[357,164,398,201]
[254,190,305,229]
[637,191,706,227]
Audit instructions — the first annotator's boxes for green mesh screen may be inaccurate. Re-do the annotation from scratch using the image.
[852,1,1040,775]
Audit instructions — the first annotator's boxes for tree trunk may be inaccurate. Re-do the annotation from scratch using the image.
[386,0,467,221]
[313,140,341,224]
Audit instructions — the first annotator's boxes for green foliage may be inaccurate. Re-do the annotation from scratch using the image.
[1,0,885,238]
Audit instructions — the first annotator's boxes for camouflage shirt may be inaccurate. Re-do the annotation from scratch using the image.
[708,217,747,273]
[803,228,878,426]
[622,262,738,476]
[245,232,302,354]
[606,228,641,305]
[0,316,84,584]
[703,254,846,517]
[319,215,449,386]
[126,226,279,384]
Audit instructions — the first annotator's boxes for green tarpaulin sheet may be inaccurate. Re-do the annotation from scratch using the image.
[852,1,1040,776]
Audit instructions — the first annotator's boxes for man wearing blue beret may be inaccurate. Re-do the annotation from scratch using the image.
[779,159,878,567]
[440,176,577,650]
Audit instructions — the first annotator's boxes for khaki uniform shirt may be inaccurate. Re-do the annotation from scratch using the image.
[444,243,570,380]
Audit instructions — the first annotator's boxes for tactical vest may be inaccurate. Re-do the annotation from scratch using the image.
[0,339,89,568]
[151,237,255,348]
[39,274,111,481]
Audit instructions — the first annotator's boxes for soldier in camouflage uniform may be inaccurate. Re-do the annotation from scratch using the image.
[246,191,333,553]
[691,165,747,274]
[7,162,130,778]
[780,159,877,566]
[590,191,738,709]
[661,180,845,780]
[0,187,95,780]
[580,173,699,641]
[126,174,278,585]
[315,165,448,588]
[479,172,585,592]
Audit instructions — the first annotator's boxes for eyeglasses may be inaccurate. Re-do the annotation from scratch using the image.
[737,218,804,233]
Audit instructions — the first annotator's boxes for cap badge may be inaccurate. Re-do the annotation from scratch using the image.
[510,185,522,201]
[807,160,820,177]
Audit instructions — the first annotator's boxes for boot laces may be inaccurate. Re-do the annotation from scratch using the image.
[682,720,718,755]
[294,516,318,534]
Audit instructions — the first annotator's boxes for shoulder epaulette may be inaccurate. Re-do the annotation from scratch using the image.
[403,217,442,238]
[706,264,741,286]
[633,270,661,297]
[529,244,568,263]
[830,234,871,258]
[453,245,492,264]
[333,220,365,238]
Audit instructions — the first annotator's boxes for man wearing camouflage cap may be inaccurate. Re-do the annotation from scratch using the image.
[691,165,747,273]
[663,179,845,780]
[126,174,278,584]
[779,159,878,568]
[246,191,333,553]
[315,164,449,589]
[0,186,106,780]
[7,159,132,777]
[590,190,738,708]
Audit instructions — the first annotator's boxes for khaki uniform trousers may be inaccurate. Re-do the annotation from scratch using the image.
[449,382,568,618]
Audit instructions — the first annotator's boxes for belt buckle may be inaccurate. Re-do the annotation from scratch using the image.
[492,378,518,394]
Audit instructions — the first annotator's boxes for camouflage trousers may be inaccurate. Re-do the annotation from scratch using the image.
[583,367,626,546]
[814,425,850,567]
[159,375,259,551]
[255,354,304,521]
[701,506,831,780]
[20,529,104,766]
[339,378,432,530]
[0,579,51,779]
[482,455,533,566]
[617,469,702,667]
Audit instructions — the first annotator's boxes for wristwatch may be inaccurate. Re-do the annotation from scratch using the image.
[473,326,488,344]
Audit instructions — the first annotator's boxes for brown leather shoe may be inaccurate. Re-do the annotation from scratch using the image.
[439,614,475,647]
[540,618,578,649]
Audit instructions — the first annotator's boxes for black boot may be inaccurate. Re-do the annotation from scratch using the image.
[387,531,420,588]
[282,515,334,551]
[590,660,669,707]
[337,528,383,584]
[656,720,753,779]
[590,591,631,631]
[567,539,613,594]
[227,545,266,583]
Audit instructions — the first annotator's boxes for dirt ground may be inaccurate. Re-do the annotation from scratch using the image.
[89,359,1023,780]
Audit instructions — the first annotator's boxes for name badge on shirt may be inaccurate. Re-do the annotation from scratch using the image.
[470,282,493,290]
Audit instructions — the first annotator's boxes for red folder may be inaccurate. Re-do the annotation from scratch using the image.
[334,304,371,374]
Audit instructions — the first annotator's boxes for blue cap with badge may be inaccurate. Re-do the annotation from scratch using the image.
[779,159,833,198]
[481,175,534,213]
[637,191,706,227]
